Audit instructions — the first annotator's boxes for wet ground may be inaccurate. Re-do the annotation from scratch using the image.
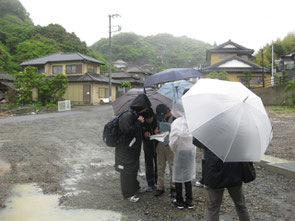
[0,105,294,220]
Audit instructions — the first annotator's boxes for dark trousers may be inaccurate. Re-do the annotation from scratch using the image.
[200,159,205,184]
[143,142,157,187]
[120,172,140,198]
[175,181,193,204]
[206,186,250,221]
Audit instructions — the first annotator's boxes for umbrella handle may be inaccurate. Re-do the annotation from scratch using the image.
[144,87,146,94]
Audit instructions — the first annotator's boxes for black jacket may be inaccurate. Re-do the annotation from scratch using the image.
[193,138,242,189]
[142,108,158,152]
[115,93,151,174]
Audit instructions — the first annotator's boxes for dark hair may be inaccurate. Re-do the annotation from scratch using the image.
[182,88,189,95]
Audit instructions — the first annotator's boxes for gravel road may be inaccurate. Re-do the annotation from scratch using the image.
[0,105,294,220]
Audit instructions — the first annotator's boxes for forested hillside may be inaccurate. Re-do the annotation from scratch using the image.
[1,0,295,75]
[91,32,212,71]
[254,31,295,68]
[0,0,102,73]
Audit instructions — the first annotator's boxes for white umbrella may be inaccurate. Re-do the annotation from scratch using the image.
[182,79,273,162]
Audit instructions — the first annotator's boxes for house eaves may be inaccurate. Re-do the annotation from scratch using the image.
[206,40,254,63]
[112,72,132,78]
[0,81,16,89]
[202,55,270,73]
[0,72,15,81]
[66,73,120,84]
[20,52,105,66]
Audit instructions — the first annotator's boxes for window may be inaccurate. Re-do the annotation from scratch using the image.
[241,55,248,60]
[37,66,44,74]
[66,64,82,74]
[284,61,294,70]
[98,88,109,98]
[53,65,63,74]
[218,53,230,59]
[251,78,263,85]
[87,64,94,73]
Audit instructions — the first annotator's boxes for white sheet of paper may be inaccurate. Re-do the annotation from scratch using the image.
[149,131,169,142]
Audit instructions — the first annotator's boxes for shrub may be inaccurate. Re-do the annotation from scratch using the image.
[209,71,229,81]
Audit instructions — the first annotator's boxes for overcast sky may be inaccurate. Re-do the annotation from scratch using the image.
[19,0,295,53]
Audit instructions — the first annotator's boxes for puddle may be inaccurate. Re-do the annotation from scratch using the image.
[0,184,121,221]
[0,160,10,175]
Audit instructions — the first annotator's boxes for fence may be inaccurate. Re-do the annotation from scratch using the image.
[249,76,295,90]
[58,100,71,112]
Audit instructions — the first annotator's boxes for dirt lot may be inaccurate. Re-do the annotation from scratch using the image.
[0,105,294,220]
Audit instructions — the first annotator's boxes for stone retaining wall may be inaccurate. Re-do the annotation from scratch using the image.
[253,84,295,105]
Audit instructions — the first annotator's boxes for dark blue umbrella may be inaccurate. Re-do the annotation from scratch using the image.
[144,68,203,87]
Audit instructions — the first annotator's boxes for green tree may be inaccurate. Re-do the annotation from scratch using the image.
[32,24,88,53]
[14,66,68,105]
[284,79,295,106]
[13,66,43,104]
[208,71,229,80]
[91,32,212,72]
[254,31,295,69]
[119,81,131,89]
[14,40,57,63]
[242,70,252,88]
[0,41,19,72]
[38,74,68,105]
[281,70,289,84]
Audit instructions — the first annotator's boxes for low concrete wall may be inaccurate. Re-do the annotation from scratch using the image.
[253,84,295,105]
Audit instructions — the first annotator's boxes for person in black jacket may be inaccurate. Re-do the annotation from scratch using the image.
[141,107,158,192]
[115,93,151,202]
[193,138,250,221]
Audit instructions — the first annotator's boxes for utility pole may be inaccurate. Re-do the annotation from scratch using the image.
[261,50,265,87]
[108,14,121,103]
[271,45,274,86]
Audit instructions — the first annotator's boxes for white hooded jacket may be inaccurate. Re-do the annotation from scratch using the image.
[169,100,196,183]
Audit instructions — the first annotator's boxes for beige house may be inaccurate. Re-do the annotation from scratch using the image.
[20,52,119,105]
[201,40,271,88]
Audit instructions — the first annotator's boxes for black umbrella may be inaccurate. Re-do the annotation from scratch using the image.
[144,68,203,87]
[112,88,172,115]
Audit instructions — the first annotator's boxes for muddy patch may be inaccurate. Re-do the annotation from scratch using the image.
[0,159,10,176]
[0,184,121,221]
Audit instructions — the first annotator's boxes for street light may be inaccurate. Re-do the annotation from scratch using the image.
[108,14,121,103]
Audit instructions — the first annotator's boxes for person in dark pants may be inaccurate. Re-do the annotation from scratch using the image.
[193,138,250,221]
[142,108,158,191]
[169,100,196,209]
[115,93,151,203]
[195,148,205,188]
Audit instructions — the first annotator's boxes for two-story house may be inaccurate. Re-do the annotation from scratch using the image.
[201,40,271,87]
[113,60,128,71]
[277,51,295,71]
[20,52,120,105]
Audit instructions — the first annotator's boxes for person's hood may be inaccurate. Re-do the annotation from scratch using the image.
[130,93,151,112]
[171,100,185,118]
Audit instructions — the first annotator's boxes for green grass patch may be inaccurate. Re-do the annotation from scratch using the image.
[268,105,295,114]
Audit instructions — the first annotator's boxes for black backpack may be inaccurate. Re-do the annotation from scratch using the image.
[103,110,128,147]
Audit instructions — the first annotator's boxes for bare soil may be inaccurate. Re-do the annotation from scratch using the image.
[0,105,294,220]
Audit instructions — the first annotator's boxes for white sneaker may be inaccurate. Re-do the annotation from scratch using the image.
[195,181,204,188]
[128,195,140,203]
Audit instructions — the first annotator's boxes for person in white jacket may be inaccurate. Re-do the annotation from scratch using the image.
[169,100,196,209]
